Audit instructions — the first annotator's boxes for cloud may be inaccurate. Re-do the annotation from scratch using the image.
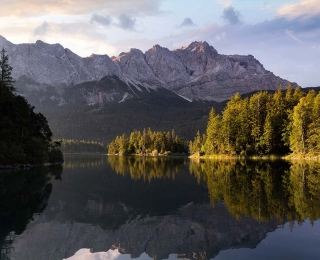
[0,0,163,17]
[91,13,112,27]
[216,0,232,8]
[278,0,320,18]
[180,18,195,27]
[34,21,49,36]
[118,13,136,31]
[222,6,241,25]
[25,21,116,56]
[260,5,273,10]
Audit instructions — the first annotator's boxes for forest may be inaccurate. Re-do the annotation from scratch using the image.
[189,85,320,157]
[108,129,188,155]
[0,48,63,165]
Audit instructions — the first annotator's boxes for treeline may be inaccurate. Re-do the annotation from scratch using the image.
[190,85,320,156]
[0,48,62,165]
[108,128,188,155]
[59,139,106,153]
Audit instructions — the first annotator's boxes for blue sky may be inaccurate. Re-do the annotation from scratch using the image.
[0,0,319,87]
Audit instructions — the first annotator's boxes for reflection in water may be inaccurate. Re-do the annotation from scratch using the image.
[1,156,320,260]
[109,157,320,225]
[189,159,320,224]
[0,166,62,260]
[108,156,187,182]
[63,154,107,169]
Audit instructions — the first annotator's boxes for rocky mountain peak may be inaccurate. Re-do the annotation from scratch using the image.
[0,35,297,102]
[181,41,217,53]
[149,44,171,53]
[129,48,143,55]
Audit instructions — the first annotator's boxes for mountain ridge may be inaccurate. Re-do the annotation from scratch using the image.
[0,35,297,102]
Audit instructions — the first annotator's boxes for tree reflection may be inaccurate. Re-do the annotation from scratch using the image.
[108,156,187,182]
[189,159,320,224]
[0,166,62,260]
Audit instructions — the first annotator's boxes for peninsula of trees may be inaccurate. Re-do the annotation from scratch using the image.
[190,85,320,157]
[0,48,63,166]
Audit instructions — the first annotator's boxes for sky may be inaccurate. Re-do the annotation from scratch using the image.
[0,0,320,87]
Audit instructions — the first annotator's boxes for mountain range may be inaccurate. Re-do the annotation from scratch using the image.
[0,35,296,102]
[0,35,298,141]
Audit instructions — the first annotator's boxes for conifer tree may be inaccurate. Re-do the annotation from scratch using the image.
[203,108,222,155]
[249,91,270,153]
[306,93,320,153]
[189,130,202,156]
[289,90,316,154]
[0,48,15,91]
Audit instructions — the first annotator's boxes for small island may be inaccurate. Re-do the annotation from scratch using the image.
[0,48,63,168]
[108,129,188,156]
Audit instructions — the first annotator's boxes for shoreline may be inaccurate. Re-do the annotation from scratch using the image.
[0,161,64,170]
[189,154,320,161]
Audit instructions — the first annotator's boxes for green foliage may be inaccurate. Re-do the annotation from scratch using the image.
[108,128,187,155]
[203,108,222,154]
[189,130,203,156]
[288,90,320,155]
[199,85,320,156]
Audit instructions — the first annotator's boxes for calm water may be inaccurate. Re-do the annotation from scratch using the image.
[1,155,320,260]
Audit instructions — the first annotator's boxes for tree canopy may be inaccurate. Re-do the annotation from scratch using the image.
[190,85,320,157]
[108,128,188,155]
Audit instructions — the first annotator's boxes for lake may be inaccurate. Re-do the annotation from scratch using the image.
[1,155,320,260]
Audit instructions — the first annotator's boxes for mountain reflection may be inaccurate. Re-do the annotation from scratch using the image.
[2,156,320,260]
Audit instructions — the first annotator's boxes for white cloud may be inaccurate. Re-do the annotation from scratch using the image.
[64,248,123,260]
[0,0,163,18]
[278,0,320,18]
[216,0,232,8]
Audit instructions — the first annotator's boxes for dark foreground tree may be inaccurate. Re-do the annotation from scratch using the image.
[0,49,62,165]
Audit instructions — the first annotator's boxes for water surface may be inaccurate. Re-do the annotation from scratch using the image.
[1,155,320,260]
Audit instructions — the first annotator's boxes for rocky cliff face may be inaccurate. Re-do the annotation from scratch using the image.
[0,36,123,87]
[0,35,296,102]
